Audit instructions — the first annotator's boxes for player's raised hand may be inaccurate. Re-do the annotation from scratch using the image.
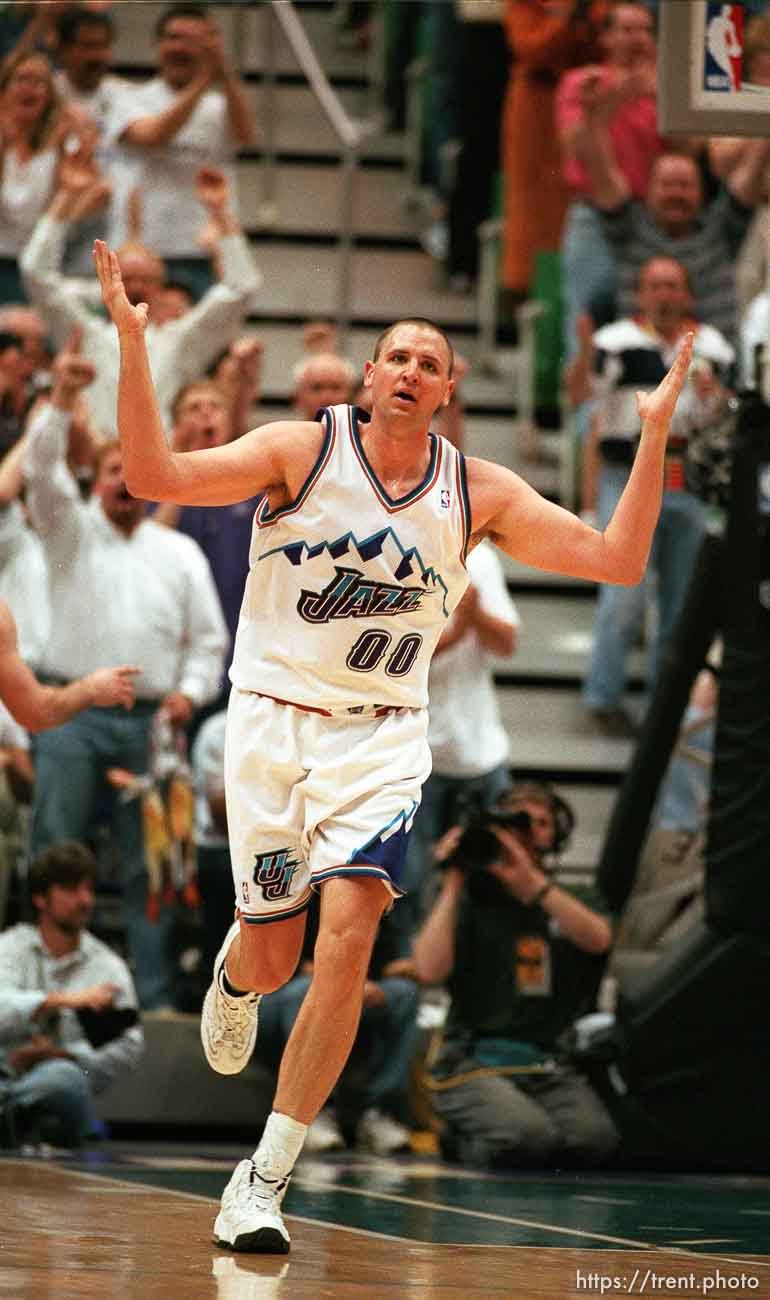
[636,331,694,436]
[93,240,148,336]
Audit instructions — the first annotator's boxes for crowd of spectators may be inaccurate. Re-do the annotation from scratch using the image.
[0,0,745,1166]
[0,0,267,1131]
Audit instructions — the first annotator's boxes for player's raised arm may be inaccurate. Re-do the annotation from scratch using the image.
[471,332,694,584]
[93,240,307,507]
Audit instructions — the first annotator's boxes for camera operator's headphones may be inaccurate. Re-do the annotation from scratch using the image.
[499,780,576,857]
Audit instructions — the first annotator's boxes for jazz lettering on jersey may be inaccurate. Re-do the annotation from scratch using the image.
[297,564,429,624]
[252,848,301,902]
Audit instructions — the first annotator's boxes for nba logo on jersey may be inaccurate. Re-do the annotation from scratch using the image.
[440,488,451,509]
[703,3,743,92]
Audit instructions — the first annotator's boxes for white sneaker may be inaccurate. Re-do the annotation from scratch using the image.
[355,1108,412,1155]
[304,1108,345,1154]
[201,920,261,1075]
[213,1158,291,1254]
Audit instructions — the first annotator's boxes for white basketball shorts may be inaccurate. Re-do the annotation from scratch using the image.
[224,689,432,925]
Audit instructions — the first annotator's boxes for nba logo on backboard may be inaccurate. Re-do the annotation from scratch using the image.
[704,3,744,92]
[758,463,770,517]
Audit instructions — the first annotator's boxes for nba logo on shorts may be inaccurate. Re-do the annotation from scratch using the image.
[704,3,743,92]
[241,882,250,905]
[441,489,451,509]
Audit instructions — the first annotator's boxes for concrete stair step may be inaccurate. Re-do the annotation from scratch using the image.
[246,242,478,326]
[237,159,421,242]
[497,686,635,777]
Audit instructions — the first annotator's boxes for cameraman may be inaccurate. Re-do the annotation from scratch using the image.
[412,783,619,1169]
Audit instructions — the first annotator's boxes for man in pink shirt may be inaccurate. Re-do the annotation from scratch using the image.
[556,2,661,366]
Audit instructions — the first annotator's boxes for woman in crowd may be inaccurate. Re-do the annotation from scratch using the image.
[0,49,93,302]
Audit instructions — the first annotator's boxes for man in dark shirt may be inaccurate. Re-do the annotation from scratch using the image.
[412,782,618,1168]
[577,81,770,345]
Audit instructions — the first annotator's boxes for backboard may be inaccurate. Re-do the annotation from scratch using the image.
[659,2,770,138]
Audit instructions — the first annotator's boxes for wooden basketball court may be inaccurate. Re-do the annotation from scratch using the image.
[3,1149,768,1298]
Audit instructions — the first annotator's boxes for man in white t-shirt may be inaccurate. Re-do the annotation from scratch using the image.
[53,6,138,271]
[396,541,520,944]
[112,3,255,297]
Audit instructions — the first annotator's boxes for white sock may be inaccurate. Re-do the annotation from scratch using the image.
[253,1110,308,1180]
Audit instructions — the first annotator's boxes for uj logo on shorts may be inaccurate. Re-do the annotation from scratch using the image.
[252,848,300,902]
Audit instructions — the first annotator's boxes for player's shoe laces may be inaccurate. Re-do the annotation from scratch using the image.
[201,919,261,1075]
[213,1158,291,1254]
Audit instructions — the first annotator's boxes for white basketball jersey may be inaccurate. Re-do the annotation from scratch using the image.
[229,404,471,711]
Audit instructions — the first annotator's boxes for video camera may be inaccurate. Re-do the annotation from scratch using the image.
[448,781,575,878]
[452,795,534,874]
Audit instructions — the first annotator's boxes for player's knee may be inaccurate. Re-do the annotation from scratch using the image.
[236,915,305,992]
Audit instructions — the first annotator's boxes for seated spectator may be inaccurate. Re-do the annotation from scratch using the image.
[556,1,660,362]
[53,5,138,275]
[261,893,419,1156]
[580,256,734,732]
[111,2,255,297]
[412,782,618,1169]
[21,164,261,437]
[396,539,519,950]
[23,331,227,1009]
[0,841,144,1151]
[0,47,95,302]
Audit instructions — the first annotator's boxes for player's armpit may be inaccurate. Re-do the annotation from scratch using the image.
[465,456,620,584]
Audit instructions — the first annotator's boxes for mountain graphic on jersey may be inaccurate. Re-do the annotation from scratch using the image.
[259,525,451,617]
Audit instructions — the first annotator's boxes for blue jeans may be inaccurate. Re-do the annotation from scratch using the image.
[393,763,511,951]
[6,1058,95,1146]
[583,472,708,710]
[655,706,715,833]
[29,703,174,1009]
[260,973,420,1113]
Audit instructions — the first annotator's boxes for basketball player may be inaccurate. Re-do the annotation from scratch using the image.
[93,238,692,1254]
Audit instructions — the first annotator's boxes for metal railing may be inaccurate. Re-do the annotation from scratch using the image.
[253,1,383,350]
